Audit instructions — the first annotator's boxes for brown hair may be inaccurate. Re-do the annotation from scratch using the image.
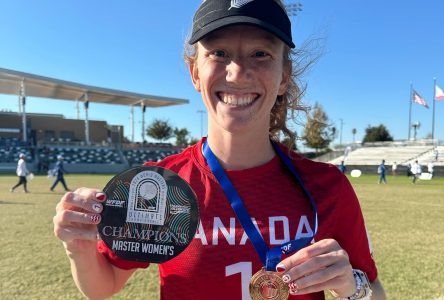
[184,1,314,150]
[185,43,310,149]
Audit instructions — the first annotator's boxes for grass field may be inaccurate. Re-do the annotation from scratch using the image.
[1,173,443,300]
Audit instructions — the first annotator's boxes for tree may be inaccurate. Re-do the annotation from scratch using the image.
[174,127,190,147]
[362,124,393,143]
[189,137,200,145]
[302,103,335,151]
[146,119,173,142]
[281,133,298,150]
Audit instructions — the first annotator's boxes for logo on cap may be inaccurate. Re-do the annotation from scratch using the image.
[229,0,255,10]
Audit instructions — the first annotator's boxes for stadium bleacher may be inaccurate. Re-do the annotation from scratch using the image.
[324,141,444,176]
[329,145,435,166]
[123,147,181,166]
[0,138,34,163]
[37,146,122,165]
[0,138,187,174]
[408,146,444,166]
[1,133,442,175]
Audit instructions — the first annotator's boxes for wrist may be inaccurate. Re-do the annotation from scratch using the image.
[336,269,372,300]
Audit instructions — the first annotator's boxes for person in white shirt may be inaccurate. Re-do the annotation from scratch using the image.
[391,161,397,176]
[10,153,30,193]
[410,160,422,184]
[427,161,434,178]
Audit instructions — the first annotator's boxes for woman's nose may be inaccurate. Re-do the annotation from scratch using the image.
[225,58,252,84]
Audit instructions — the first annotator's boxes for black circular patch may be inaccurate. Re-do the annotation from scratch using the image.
[98,166,199,263]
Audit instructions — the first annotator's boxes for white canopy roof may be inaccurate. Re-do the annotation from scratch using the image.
[0,67,188,107]
[0,67,189,143]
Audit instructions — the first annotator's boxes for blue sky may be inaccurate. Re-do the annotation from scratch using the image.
[1,1,443,147]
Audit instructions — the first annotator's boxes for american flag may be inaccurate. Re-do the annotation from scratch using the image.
[412,90,429,108]
[435,84,444,100]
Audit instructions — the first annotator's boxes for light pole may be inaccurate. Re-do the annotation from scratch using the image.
[197,110,206,137]
[412,121,420,141]
[339,118,344,146]
[285,1,303,17]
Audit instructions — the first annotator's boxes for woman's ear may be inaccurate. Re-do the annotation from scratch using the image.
[189,63,201,92]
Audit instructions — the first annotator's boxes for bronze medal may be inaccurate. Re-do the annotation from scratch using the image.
[249,268,289,300]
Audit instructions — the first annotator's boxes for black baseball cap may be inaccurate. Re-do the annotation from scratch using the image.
[189,0,295,48]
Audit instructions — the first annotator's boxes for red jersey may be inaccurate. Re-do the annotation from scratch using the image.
[98,138,377,300]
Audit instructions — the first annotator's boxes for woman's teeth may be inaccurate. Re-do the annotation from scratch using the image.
[221,94,255,106]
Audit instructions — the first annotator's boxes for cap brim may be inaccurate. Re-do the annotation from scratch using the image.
[189,16,295,48]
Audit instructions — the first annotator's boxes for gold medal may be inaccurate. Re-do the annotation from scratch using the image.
[249,268,289,300]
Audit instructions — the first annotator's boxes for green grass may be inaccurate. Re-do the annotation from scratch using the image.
[1,173,443,299]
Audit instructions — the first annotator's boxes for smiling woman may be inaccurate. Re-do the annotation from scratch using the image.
[184,4,302,151]
[189,25,290,148]
[53,1,386,300]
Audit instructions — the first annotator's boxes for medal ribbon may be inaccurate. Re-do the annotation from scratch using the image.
[202,139,318,271]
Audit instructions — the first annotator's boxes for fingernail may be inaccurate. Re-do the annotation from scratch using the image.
[282,274,291,283]
[96,192,106,201]
[289,282,298,294]
[92,203,102,213]
[276,263,286,272]
[90,214,101,224]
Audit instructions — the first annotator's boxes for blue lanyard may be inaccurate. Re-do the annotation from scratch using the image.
[202,139,318,271]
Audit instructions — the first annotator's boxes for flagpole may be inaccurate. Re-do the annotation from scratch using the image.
[408,82,412,140]
[432,77,436,141]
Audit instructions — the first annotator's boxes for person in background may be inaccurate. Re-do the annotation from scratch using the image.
[410,160,422,184]
[50,155,70,192]
[338,160,347,174]
[391,161,397,176]
[427,161,434,178]
[53,1,386,299]
[10,153,30,193]
[378,159,387,184]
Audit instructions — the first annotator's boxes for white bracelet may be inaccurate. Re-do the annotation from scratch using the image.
[336,269,372,300]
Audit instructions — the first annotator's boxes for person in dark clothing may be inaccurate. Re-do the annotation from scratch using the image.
[378,159,387,184]
[50,155,70,191]
[338,160,347,174]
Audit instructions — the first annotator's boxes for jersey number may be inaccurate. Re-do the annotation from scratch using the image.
[225,262,252,300]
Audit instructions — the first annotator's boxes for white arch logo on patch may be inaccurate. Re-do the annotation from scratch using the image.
[126,171,167,225]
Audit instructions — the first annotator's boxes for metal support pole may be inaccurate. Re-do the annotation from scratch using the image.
[20,81,27,143]
[432,77,436,140]
[18,95,22,113]
[408,82,412,140]
[76,99,80,120]
[84,93,90,145]
[141,102,146,142]
[130,105,135,143]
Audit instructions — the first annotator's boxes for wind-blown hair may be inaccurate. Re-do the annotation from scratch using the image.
[184,0,315,149]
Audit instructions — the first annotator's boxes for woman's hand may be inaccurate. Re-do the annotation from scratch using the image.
[277,239,357,297]
[53,188,106,254]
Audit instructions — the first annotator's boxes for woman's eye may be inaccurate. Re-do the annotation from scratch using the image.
[254,51,268,58]
[211,50,226,58]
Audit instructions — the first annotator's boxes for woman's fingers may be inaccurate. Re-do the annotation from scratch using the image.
[56,209,102,226]
[277,239,356,297]
[53,188,106,244]
[57,188,105,213]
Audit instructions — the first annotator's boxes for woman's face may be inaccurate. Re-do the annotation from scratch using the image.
[189,25,290,135]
